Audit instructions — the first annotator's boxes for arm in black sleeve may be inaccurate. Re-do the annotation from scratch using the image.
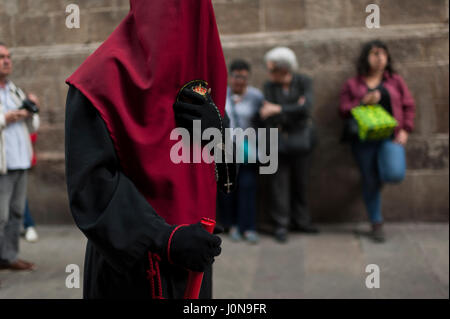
[261,81,284,126]
[65,86,174,273]
[250,91,265,129]
[280,75,314,120]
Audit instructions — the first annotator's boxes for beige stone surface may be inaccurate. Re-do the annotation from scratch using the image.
[0,223,447,299]
[0,0,447,223]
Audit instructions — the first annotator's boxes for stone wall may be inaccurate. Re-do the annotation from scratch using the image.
[1,0,448,224]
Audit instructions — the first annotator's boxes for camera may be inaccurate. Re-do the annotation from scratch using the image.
[20,99,39,114]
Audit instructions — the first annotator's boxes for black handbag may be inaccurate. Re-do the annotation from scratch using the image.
[340,117,359,143]
[278,118,318,155]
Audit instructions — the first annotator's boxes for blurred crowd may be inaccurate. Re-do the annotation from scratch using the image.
[216,40,415,245]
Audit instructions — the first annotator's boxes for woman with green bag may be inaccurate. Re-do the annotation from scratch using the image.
[339,40,416,243]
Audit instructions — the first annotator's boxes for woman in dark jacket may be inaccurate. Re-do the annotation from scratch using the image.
[260,47,318,243]
[339,40,416,243]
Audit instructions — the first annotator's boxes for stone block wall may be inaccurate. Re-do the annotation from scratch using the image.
[1,0,448,223]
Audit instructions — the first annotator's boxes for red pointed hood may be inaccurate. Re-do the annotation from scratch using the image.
[66,0,227,225]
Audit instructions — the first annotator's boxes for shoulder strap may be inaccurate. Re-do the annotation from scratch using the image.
[6,81,26,107]
[9,82,26,101]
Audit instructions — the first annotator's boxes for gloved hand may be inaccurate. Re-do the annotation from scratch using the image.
[213,224,224,235]
[173,80,223,140]
[169,222,222,272]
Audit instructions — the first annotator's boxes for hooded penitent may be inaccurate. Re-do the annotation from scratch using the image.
[66,0,227,225]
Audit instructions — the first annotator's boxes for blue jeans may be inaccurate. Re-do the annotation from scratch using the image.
[23,200,35,229]
[217,164,257,233]
[351,139,406,224]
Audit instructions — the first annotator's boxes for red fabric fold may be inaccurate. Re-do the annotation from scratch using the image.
[66,0,227,225]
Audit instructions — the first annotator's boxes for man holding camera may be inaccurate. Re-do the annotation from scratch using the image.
[0,42,40,273]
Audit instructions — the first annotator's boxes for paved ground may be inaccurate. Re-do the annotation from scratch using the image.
[0,223,448,299]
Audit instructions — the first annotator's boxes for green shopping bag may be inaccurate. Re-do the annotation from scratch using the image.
[350,105,398,141]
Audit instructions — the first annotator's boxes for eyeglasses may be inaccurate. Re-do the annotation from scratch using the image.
[230,73,249,81]
[268,66,285,74]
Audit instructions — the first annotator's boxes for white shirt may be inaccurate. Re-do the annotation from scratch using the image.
[0,82,32,170]
[225,86,263,130]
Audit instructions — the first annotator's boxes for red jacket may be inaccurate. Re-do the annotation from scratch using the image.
[339,71,416,136]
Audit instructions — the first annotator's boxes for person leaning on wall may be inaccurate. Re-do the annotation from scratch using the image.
[260,47,319,243]
[339,40,416,243]
[217,59,263,244]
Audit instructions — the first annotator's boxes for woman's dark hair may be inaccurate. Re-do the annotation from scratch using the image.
[357,40,395,76]
[229,59,251,73]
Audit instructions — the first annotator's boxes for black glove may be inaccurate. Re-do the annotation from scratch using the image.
[169,222,222,272]
[213,224,224,235]
[173,80,223,141]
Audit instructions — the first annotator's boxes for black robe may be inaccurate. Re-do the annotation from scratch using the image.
[65,86,236,299]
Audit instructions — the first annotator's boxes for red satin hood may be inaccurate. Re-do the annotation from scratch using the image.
[66,0,227,225]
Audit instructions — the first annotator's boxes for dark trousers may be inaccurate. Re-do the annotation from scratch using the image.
[217,164,257,233]
[268,154,311,230]
[0,170,28,264]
